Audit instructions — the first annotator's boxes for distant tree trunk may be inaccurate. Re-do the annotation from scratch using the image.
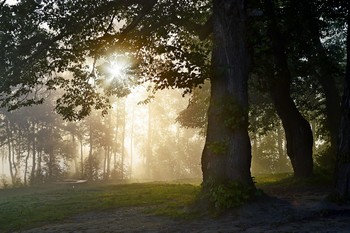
[12,137,18,180]
[106,146,111,179]
[48,126,54,181]
[202,0,254,187]
[30,122,36,184]
[277,124,289,172]
[311,121,317,153]
[24,142,30,185]
[37,151,42,183]
[121,100,126,180]
[130,107,134,179]
[334,10,350,199]
[114,103,119,169]
[80,135,84,178]
[264,0,313,178]
[72,134,79,175]
[6,119,14,184]
[146,103,153,179]
[103,146,107,179]
[88,124,93,180]
[106,114,112,180]
[277,125,284,159]
[15,129,22,180]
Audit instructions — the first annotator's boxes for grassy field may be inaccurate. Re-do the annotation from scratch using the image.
[0,182,199,232]
[0,173,332,232]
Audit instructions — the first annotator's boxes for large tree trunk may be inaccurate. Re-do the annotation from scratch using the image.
[264,0,313,178]
[334,10,350,198]
[270,85,313,177]
[202,0,253,187]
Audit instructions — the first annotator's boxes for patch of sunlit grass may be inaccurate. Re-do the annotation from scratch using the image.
[0,183,200,232]
[254,173,293,186]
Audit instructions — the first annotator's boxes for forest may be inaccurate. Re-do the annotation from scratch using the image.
[1,0,350,230]
[0,88,204,186]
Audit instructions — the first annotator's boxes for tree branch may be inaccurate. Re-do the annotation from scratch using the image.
[171,14,213,40]
[0,0,6,10]
[91,0,158,47]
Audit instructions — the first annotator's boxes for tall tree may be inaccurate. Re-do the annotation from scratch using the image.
[202,0,254,186]
[262,0,313,177]
[334,0,350,199]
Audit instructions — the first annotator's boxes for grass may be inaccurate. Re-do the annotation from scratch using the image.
[0,182,199,232]
[0,173,332,232]
[254,173,293,185]
[255,170,333,188]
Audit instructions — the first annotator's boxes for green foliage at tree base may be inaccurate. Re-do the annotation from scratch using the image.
[200,179,263,212]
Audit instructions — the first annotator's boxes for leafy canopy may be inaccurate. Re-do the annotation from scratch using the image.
[0,0,211,120]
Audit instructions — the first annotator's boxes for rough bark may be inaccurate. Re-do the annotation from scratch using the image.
[334,9,350,198]
[270,84,313,177]
[264,0,313,178]
[202,0,254,187]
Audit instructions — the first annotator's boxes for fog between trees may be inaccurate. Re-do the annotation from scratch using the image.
[0,81,336,187]
[0,87,204,186]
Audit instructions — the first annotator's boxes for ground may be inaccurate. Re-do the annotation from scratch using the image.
[18,185,350,233]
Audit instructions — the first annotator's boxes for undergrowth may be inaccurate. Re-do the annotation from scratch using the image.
[200,178,263,213]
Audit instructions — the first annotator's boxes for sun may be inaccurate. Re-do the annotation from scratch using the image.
[100,54,134,89]
[107,61,129,78]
